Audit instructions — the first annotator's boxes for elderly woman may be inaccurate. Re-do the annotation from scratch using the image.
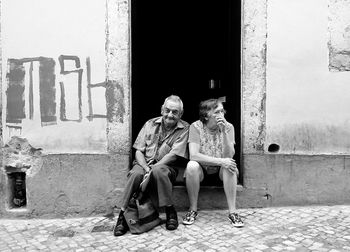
[182,98,244,227]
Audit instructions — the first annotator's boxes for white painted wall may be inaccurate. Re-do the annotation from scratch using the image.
[266,0,350,154]
[1,0,107,153]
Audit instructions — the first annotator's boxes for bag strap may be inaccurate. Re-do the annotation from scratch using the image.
[140,170,152,192]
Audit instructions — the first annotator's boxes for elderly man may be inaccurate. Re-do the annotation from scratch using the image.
[114,95,189,236]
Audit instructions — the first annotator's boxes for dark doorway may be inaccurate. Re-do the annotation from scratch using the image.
[131,1,242,182]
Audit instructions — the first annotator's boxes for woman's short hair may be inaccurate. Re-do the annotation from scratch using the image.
[199,98,221,123]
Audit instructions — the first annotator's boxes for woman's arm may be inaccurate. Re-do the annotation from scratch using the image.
[189,142,235,169]
[222,126,235,158]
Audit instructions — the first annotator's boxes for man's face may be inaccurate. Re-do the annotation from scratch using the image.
[161,100,182,128]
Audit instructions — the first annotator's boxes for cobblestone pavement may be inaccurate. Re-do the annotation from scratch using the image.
[0,205,350,251]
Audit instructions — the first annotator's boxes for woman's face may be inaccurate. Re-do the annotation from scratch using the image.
[206,103,225,128]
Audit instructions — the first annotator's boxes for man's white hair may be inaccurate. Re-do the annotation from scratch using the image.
[162,95,184,112]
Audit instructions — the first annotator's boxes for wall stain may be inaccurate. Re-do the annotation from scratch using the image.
[54,193,70,215]
[106,80,125,123]
[256,92,266,151]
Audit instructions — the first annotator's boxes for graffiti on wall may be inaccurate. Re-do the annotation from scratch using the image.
[2,0,110,153]
[3,54,113,153]
[6,55,107,131]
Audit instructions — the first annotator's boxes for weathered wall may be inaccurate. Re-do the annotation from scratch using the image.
[105,0,131,154]
[0,0,131,217]
[2,0,350,218]
[1,137,128,217]
[244,154,350,206]
[25,153,128,217]
[266,0,350,154]
[241,0,350,208]
[242,0,267,154]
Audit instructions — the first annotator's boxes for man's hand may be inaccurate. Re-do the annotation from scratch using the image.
[144,165,152,173]
[142,165,153,181]
[143,169,151,179]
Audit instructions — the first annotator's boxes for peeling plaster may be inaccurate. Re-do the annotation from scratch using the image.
[2,136,43,176]
[328,0,350,71]
[329,48,350,71]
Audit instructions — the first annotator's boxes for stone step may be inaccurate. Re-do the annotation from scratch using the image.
[172,185,270,211]
[173,166,270,211]
[173,185,230,211]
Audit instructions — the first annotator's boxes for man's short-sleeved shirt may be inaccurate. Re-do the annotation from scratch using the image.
[133,116,189,164]
[188,120,235,173]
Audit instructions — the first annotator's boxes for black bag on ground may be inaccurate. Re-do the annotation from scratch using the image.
[124,191,161,234]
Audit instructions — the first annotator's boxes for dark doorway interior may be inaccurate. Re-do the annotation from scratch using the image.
[131,1,242,182]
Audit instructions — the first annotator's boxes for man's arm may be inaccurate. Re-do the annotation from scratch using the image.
[135,150,151,173]
[217,116,235,158]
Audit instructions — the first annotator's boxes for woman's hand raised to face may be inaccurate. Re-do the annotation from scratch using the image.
[215,114,226,129]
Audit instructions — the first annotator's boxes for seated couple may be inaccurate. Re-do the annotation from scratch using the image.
[114,95,243,236]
